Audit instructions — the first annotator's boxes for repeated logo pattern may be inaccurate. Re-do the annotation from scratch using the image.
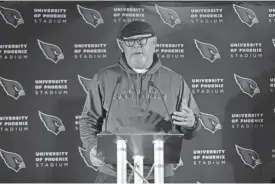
[0,2,272,183]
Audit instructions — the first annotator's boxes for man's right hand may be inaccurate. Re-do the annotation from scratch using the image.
[90,145,105,167]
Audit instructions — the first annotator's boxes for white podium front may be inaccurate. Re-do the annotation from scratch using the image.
[97,132,184,184]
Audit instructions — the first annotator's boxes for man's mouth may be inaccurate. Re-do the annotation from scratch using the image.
[132,52,142,55]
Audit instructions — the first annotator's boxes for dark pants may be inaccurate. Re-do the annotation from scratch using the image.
[95,171,174,183]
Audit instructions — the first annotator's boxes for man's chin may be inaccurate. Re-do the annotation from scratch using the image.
[133,66,146,70]
[132,61,147,69]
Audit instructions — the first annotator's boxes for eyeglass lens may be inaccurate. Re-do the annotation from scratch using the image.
[124,37,148,47]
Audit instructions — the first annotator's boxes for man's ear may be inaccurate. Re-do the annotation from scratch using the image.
[153,37,158,45]
[116,39,124,52]
[153,37,158,53]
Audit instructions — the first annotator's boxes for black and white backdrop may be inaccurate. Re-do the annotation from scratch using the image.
[0,1,275,183]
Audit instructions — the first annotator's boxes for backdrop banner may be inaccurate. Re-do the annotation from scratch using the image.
[0,1,275,183]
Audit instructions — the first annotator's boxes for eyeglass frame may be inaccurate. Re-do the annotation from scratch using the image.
[122,35,154,47]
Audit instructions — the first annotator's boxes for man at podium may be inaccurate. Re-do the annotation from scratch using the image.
[79,20,201,183]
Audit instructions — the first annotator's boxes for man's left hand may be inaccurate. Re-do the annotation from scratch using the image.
[172,100,195,128]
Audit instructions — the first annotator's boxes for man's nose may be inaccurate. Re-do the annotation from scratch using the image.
[133,40,141,48]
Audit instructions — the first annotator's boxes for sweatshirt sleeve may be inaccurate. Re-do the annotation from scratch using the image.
[79,74,105,154]
[176,77,201,139]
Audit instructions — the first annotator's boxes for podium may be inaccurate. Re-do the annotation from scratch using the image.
[97,131,184,184]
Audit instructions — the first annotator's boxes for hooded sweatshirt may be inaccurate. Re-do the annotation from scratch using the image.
[79,53,201,179]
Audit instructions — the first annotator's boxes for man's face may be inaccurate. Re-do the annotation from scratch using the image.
[122,34,157,70]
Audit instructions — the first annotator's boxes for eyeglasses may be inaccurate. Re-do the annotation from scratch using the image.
[123,36,153,47]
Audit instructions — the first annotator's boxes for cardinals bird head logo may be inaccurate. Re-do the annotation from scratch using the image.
[78,147,99,171]
[0,6,24,28]
[155,4,181,28]
[233,4,259,27]
[0,149,26,172]
[78,75,93,93]
[234,74,260,97]
[0,76,25,100]
[235,145,262,169]
[194,39,221,63]
[77,4,104,28]
[38,111,65,136]
[37,39,64,64]
[198,112,222,134]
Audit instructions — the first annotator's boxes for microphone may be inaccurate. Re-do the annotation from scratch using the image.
[104,76,122,132]
[148,81,174,125]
